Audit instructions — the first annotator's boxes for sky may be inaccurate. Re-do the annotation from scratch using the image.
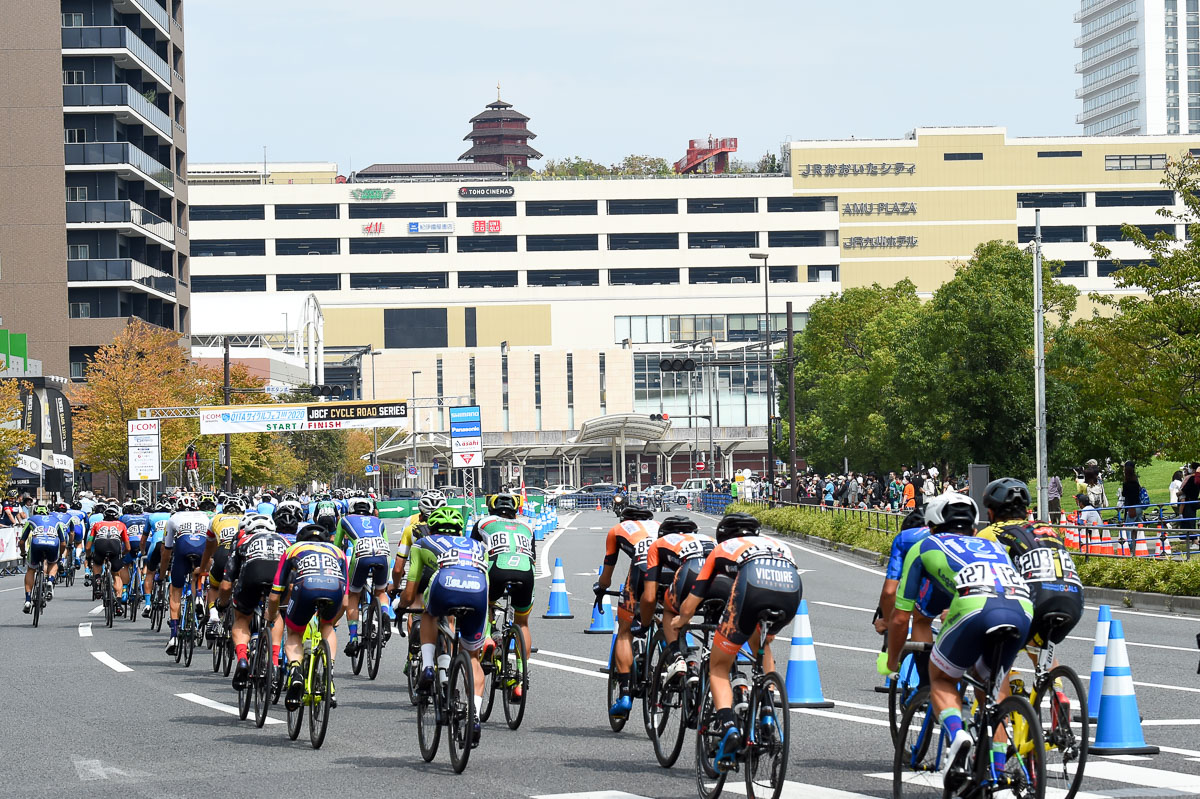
[185,1,1080,172]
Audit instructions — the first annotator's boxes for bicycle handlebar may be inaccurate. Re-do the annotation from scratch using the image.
[902,641,933,654]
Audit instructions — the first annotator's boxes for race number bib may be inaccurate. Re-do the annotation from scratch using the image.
[678,538,708,560]
[954,562,1028,598]
[633,537,653,568]
[354,536,389,559]
[1015,548,1080,586]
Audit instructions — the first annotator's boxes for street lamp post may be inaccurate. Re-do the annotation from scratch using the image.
[750,252,774,498]
[411,370,421,488]
[369,349,381,495]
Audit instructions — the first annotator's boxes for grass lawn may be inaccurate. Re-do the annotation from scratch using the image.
[1032,457,1186,514]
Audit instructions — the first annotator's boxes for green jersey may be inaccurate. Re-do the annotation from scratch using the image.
[470,515,535,572]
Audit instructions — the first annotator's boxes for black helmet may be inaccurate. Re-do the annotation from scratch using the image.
[982,478,1030,518]
[488,493,519,519]
[619,504,653,522]
[348,497,373,516]
[716,512,760,543]
[296,523,329,543]
[657,515,698,538]
[272,500,303,528]
[102,505,120,520]
[924,492,979,533]
[900,508,926,531]
[70,500,82,510]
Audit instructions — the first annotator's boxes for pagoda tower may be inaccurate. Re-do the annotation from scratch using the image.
[459,88,543,173]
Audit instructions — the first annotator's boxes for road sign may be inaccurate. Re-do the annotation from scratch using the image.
[695,462,706,471]
[407,465,417,476]
[449,405,483,469]
[365,464,379,476]
[640,463,649,474]
[452,451,480,468]
[127,419,160,481]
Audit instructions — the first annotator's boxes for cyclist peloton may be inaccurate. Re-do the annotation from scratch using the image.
[205,496,244,638]
[641,515,716,682]
[671,512,801,766]
[311,492,340,532]
[222,514,290,690]
[19,504,66,612]
[884,492,1033,789]
[161,496,218,656]
[470,492,536,692]
[592,504,659,720]
[141,502,172,617]
[67,500,87,568]
[334,496,394,657]
[87,505,131,615]
[399,505,490,744]
[391,489,447,615]
[51,501,80,574]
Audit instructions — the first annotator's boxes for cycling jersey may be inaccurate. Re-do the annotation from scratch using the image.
[143,511,170,567]
[207,512,241,583]
[977,520,1083,645]
[471,514,536,612]
[52,511,79,545]
[885,525,952,619]
[649,533,716,615]
[407,534,489,650]
[332,514,390,592]
[256,502,276,516]
[311,501,339,531]
[165,511,214,585]
[397,513,426,560]
[66,509,87,543]
[22,514,64,567]
[603,519,658,621]
[227,530,289,614]
[89,519,129,569]
[272,540,348,631]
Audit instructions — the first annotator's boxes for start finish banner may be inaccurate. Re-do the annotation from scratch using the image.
[199,400,408,435]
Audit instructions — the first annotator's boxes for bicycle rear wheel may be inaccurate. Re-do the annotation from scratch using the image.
[309,641,332,749]
[104,573,114,628]
[212,618,225,674]
[32,570,43,628]
[253,626,273,728]
[745,671,790,799]
[366,599,384,681]
[416,688,442,761]
[351,602,366,675]
[892,688,941,799]
[1030,665,1088,799]
[888,654,920,744]
[238,639,253,721]
[994,695,1047,799]
[479,647,498,723]
[286,663,305,741]
[182,595,195,667]
[502,626,528,730]
[606,654,628,733]
[649,649,687,768]
[642,628,665,739]
[447,649,476,774]
[694,678,727,799]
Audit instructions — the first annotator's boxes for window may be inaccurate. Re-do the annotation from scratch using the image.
[456,200,515,217]
[769,266,799,282]
[1017,226,1086,243]
[599,352,606,411]
[613,315,669,344]
[465,307,477,347]
[1095,190,1175,206]
[70,361,85,380]
[350,237,445,254]
[526,234,598,252]
[687,232,758,249]
[64,128,85,143]
[501,350,509,413]
[457,235,517,253]
[384,308,447,348]
[1097,259,1139,277]
[469,355,476,403]
[527,269,599,287]
[767,196,836,212]
[189,205,265,221]
[689,266,757,284]
[458,270,518,288]
[62,13,83,26]
[944,152,983,161]
[1016,192,1085,208]
[1057,261,1088,278]
[1083,81,1138,113]
[62,70,85,85]
[525,200,597,216]
[66,186,88,202]
[69,302,92,318]
[348,202,445,219]
[808,265,838,282]
[609,268,679,285]
[1080,2,1135,36]
[192,275,267,292]
[1037,150,1083,158]
[276,274,339,291]
[687,197,757,214]
[350,272,448,290]
[1082,54,1138,88]
[1104,154,1167,171]
[608,233,678,250]
[67,244,90,259]
[274,204,338,220]
[1081,27,1138,62]
[566,353,574,409]
[191,239,266,257]
[276,238,339,256]
[534,354,541,411]
[768,230,836,247]
[1085,108,1139,135]
[1095,223,1175,241]
[607,198,678,215]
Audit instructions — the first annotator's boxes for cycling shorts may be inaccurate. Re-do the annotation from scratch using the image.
[664,560,703,615]
[209,547,231,585]
[932,594,1033,680]
[487,562,535,614]
[424,567,488,651]
[169,539,206,587]
[1026,581,1084,646]
[92,539,124,570]
[348,554,388,593]
[232,561,282,616]
[714,561,802,657]
[27,540,60,568]
[72,527,84,545]
[145,541,163,572]
[617,564,647,623]
[283,575,345,632]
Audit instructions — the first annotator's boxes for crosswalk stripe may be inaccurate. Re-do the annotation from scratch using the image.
[534,792,652,799]
[723,779,880,799]
[1078,759,1200,791]
[868,772,1108,799]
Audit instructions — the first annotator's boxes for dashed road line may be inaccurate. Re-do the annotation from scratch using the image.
[78,623,92,637]
[175,692,283,725]
[91,651,132,673]
[532,648,608,667]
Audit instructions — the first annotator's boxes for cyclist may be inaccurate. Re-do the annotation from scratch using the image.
[267,522,348,711]
[82,501,106,587]
[161,496,218,656]
[884,492,1032,789]
[141,501,172,618]
[399,505,489,744]
[87,505,131,615]
[391,489,446,599]
[117,502,149,608]
[272,499,305,545]
[670,512,800,766]
[256,492,277,516]
[205,496,244,639]
[592,504,659,719]
[67,500,88,568]
[52,501,81,575]
[19,504,65,612]
[334,496,393,656]
[469,492,536,693]
[222,514,289,690]
[641,515,715,682]
[311,492,340,532]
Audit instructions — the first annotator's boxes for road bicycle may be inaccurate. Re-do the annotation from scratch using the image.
[125,555,144,624]
[349,574,388,681]
[147,575,167,632]
[175,575,202,667]
[693,606,791,799]
[1008,636,1088,799]
[99,560,118,628]
[237,600,275,728]
[211,602,235,677]
[285,601,335,749]
[479,583,529,730]
[413,606,480,774]
[29,557,49,628]
[892,636,1045,799]
[598,589,663,736]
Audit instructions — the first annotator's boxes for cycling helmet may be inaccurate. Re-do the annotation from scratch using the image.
[900,507,926,531]
[102,505,120,520]
[488,492,519,519]
[348,497,373,516]
[153,502,169,513]
[283,492,299,502]
[122,502,138,514]
[982,478,1031,519]
[34,504,49,515]
[657,515,698,538]
[715,512,760,543]
[199,494,217,512]
[55,502,69,513]
[70,500,82,510]
[92,502,108,516]
[419,489,448,515]
[924,492,979,533]
[222,496,244,514]
[425,506,463,536]
[296,523,329,543]
[272,500,304,528]
[178,495,198,510]
[245,515,276,535]
[619,504,654,522]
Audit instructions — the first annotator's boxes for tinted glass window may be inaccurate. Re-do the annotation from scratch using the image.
[274,204,338,219]
[457,236,518,253]
[384,308,447,348]
[349,237,446,254]
[689,267,757,284]
[192,275,265,292]
[525,200,597,216]
[1017,226,1086,243]
[348,202,446,219]
[767,196,836,212]
[191,239,265,257]
[607,199,678,215]
[1016,192,1085,208]
[189,205,264,221]
[609,268,679,285]
[351,273,448,290]
[608,233,678,250]
[687,232,758,249]
[458,271,518,288]
[527,234,598,252]
[276,238,339,255]
[456,201,516,217]
[1057,261,1088,278]
[1095,190,1175,207]
[768,230,834,247]
[527,269,599,287]
[687,197,757,213]
[276,274,339,291]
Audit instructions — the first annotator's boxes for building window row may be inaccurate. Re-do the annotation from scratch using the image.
[1016,189,1174,207]
[1103,153,1168,170]
[1084,107,1139,135]
[618,312,798,345]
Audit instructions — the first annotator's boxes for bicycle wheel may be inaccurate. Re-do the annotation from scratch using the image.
[606,661,628,733]
[642,628,665,739]
[253,627,273,729]
[649,648,687,768]
[447,649,476,774]
[406,648,421,706]
[502,626,528,730]
[351,602,366,675]
[212,616,225,674]
[104,574,114,628]
[892,687,941,799]
[32,570,43,628]
[309,641,332,749]
[238,639,253,721]
[479,646,498,723]
[416,683,442,762]
[994,694,1047,799]
[1029,665,1088,799]
[888,654,920,744]
[694,678,728,799]
[286,656,305,741]
[366,599,384,681]
[182,596,195,668]
[745,671,791,799]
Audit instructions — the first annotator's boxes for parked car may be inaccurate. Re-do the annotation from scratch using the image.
[674,478,711,505]
[544,484,577,499]
[387,487,423,500]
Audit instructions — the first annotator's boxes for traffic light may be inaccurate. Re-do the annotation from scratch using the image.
[649,413,670,422]
[659,357,696,373]
[308,384,345,398]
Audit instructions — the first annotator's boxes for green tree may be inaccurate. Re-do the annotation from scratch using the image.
[537,157,612,177]
[754,152,781,173]
[612,154,674,176]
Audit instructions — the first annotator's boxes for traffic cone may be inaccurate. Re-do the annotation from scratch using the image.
[1085,605,1110,722]
[1135,526,1150,557]
[543,557,574,619]
[1090,619,1159,755]
[585,568,614,634]
[784,600,834,708]
[596,497,602,511]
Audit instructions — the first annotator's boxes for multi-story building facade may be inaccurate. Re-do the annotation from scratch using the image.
[0,0,189,380]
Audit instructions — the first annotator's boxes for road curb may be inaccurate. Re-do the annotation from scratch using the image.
[760,525,886,568]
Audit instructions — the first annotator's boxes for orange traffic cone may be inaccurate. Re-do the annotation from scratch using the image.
[1100,529,1114,556]
[1134,525,1150,557]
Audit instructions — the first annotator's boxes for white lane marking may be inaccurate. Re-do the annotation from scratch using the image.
[816,641,878,654]
[73,757,149,781]
[723,779,882,799]
[1075,760,1200,792]
[1160,744,1200,757]
[88,605,104,616]
[781,540,884,576]
[90,651,132,673]
[589,527,604,531]
[1096,754,1154,760]
[825,698,888,714]
[533,648,608,667]
[536,530,568,579]
[1142,718,1200,726]
[78,623,92,637]
[529,658,606,679]
[175,692,283,725]
[791,706,888,727]
[1066,634,1196,653]
[1012,667,1200,695]
[534,792,653,799]
[813,600,873,613]
[869,772,1108,799]
[1086,603,1196,623]
[0,586,23,593]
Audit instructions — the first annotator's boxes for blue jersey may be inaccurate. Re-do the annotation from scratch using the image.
[121,512,150,544]
[67,509,87,536]
[52,511,79,542]
[22,514,64,548]
[410,534,488,574]
[896,534,1027,612]
[256,502,276,516]
[88,512,103,529]
[886,526,931,580]
[146,512,170,550]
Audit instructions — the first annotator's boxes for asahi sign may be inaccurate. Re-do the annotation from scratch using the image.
[199,400,408,434]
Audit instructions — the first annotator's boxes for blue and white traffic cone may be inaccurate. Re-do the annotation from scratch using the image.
[542,557,574,619]
[1085,604,1111,723]
[784,599,834,708]
[585,570,615,635]
[1090,619,1159,754]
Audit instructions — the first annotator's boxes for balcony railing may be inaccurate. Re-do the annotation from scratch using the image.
[65,200,174,243]
[1076,91,1141,123]
[64,142,174,190]
[61,26,171,85]
[1075,10,1139,48]
[127,0,170,31]
[1074,0,1126,23]
[67,258,176,297]
[1076,65,1140,97]
[1075,38,1138,73]
[63,84,171,139]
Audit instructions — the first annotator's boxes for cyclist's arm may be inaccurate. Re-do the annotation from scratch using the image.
[400,545,433,606]
[331,518,348,550]
[877,535,909,630]
[597,527,621,589]
[265,554,290,622]
[639,544,661,626]
[885,544,927,671]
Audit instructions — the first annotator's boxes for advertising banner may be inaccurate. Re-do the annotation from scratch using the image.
[127,419,160,482]
[198,400,408,435]
[46,388,73,472]
[449,405,483,469]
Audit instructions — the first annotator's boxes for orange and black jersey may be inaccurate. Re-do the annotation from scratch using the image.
[691,535,794,597]
[645,533,716,584]
[602,519,659,570]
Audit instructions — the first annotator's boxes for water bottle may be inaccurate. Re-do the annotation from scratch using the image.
[437,653,451,686]
[731,672,751,718]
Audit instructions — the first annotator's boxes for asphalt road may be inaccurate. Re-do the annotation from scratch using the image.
[4,508,1200,799]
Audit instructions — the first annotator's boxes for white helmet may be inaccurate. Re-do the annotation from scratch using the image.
[244,515,276,535]
[924,492,978,532]
[178,495,198,510]
[419,489,447,515]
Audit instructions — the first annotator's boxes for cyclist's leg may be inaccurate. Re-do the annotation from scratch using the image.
[612,567,642,699]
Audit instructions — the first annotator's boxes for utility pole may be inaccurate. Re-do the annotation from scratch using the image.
[786,302,797,501]
[1033,209,1049,519]
[411,370,421,488]
[750,252,774,498]
[223,336,232,492]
